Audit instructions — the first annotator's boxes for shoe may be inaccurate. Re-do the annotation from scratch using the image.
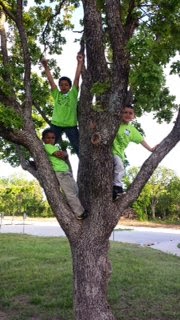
[113,186,124,201]
[76,210,88,220]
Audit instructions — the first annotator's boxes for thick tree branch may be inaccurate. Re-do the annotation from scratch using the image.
[0,124,87,241]
[105,0,129,87]
[82,0,109,83]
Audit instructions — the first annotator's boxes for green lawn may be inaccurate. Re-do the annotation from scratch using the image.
[0,234,179,320]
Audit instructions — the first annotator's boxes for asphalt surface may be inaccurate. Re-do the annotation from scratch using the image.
[113,225,180,256]
[0,220,180,257]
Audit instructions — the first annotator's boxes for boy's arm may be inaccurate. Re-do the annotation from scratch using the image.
[73,53,84,88]
[141,140,158,152]
[41,58,57,91]
[53,150,68,160]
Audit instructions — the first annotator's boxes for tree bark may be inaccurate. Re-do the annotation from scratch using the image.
[72,238,116,320]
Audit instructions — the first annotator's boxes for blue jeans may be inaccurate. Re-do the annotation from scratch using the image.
[51,124,79,157]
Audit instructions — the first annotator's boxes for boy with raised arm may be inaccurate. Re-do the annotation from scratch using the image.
[41,53,84,157]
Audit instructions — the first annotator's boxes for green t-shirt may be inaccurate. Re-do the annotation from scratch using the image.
[112,123,144,161]
[51,85,78,127]
[44,144,69,173]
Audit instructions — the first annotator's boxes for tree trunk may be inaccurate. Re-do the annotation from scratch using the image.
[151,199,157,219]
[71,237,116,320]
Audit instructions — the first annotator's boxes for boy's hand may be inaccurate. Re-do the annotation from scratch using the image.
[151,144,159,152]
[40,57,48,68]
[77,53,84,63]
[55,151,68,160]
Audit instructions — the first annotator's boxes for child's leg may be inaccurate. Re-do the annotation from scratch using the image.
[113,155,125,187]
[56,172,84,218]
[50,124,63,144]
[64,126,79,156]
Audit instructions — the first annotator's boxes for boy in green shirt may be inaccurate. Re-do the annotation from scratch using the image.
[112,105,157,200]
[41,53,84,157]
[42,128,87,220]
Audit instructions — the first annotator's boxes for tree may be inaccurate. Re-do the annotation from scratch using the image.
[0,1,180,319]
[0,176,52,217]
[124,166,179,221]
[156,176,180,221]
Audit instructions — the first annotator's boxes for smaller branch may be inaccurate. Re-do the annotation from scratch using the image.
[14,0,32,124]
[41,0,66,51]
[0,125,27,147]
[0,10,12,86]
[124,0,139,39]
[33,101,51,126]
[0,1,16,22]
[16,145,40,180]
[0,89,22,114]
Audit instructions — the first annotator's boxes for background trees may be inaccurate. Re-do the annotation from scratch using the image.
[124,166,180,221]
[0,176,52,217]
[0,1,180,319]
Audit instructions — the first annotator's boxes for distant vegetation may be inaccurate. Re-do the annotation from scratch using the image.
[0,176,53,218]
[124,166,180,222]
[0,166,179,223]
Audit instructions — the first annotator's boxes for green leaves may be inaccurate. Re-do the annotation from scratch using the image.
[128,24,178,119]
[124,166,179,221]
[91,81,110,96]
[0,105,23,129]
[0,177,52,217]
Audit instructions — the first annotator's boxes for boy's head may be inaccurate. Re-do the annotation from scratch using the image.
[42,128,56,145]
[58,76,72,94]
[121,105,135,124]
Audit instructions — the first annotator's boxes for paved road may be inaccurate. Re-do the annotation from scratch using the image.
[0,220,180,256]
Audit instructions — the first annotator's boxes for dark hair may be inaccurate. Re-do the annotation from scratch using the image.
[42,128,57,140]
[124,104,134,109]
[58,76,72,88]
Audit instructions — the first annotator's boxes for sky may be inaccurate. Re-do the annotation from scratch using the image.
[0,6,179,180]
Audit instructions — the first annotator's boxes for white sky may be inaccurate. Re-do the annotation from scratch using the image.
[0,7,179,180]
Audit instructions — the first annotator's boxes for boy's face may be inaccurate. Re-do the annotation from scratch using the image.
[121,107,135,124]
[43,132,56,145]
[59,80,71,94]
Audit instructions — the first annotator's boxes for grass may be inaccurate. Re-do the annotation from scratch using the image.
[0,234,179,320]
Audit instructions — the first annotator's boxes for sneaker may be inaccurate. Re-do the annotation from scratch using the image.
[113,186,124,201]
[76,210,88,220]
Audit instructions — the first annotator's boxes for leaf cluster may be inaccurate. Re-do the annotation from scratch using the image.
[0,177,53,217]
[124,166,180,221]
[0,104,23,129]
